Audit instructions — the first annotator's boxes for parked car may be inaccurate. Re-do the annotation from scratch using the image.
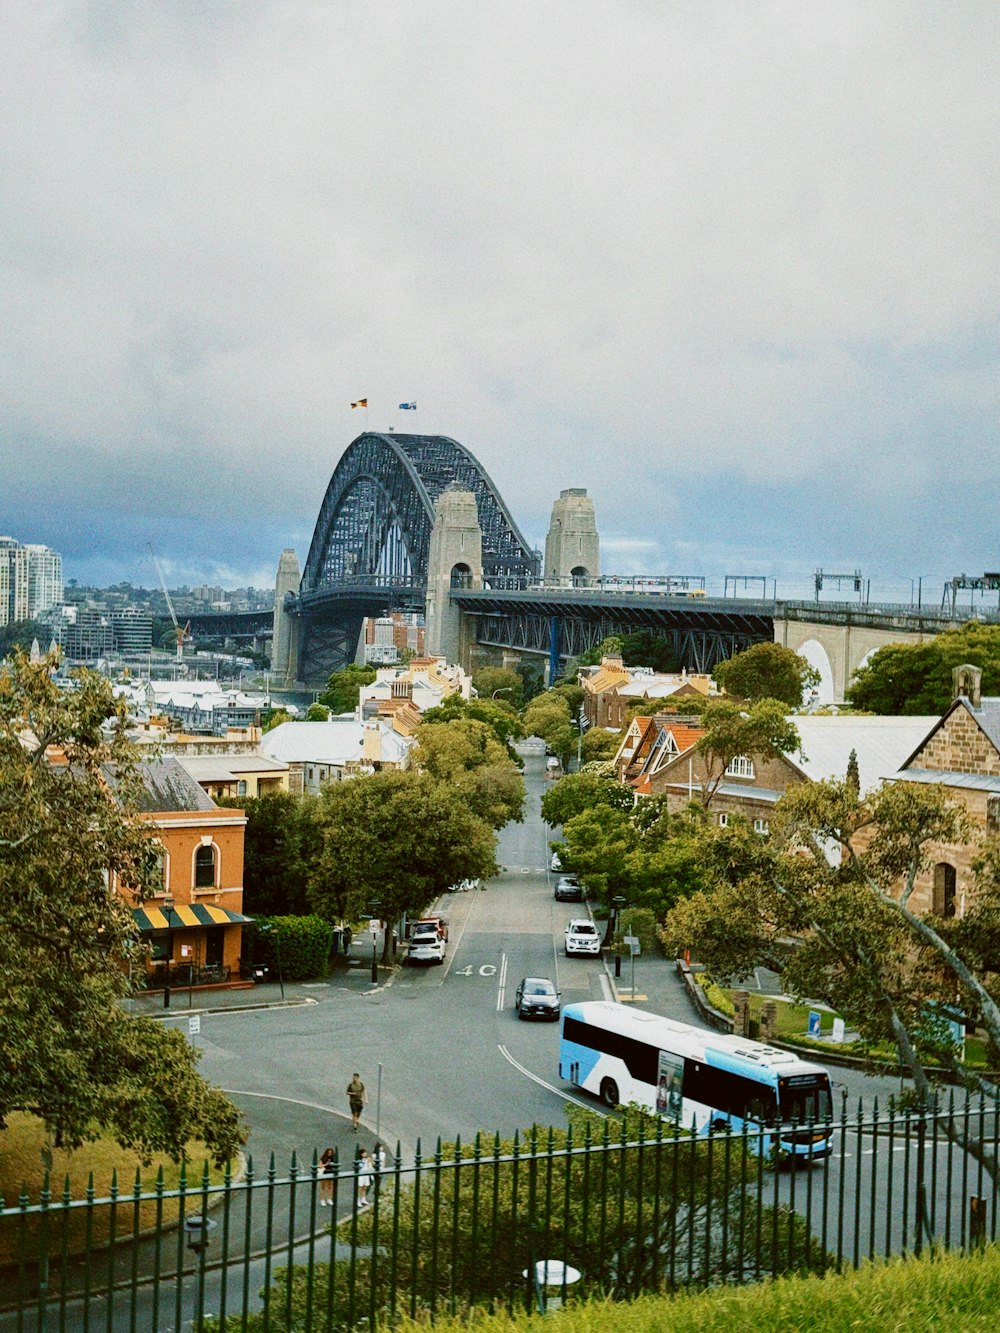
[554,875,583,902]
[550,851,563,872]
[514,977,561,1021]
[564,919,601,956]
[407,916,448,964]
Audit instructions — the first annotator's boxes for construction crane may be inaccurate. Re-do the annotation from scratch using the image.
[148,543,190,661]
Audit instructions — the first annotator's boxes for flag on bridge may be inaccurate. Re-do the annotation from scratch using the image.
[398,402,417,410]
[351,398,368,409]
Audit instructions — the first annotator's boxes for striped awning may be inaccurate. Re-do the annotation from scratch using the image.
[132,904,254,931]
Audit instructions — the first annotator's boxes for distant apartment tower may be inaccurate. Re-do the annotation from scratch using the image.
[0,537,63,625]
[62,607,114,661]
[111,607,153,654]
[363,613,426,665]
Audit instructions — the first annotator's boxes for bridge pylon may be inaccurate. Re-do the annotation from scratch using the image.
[271,548,301,685]
[425,484,483,663]
[544,488,600,586]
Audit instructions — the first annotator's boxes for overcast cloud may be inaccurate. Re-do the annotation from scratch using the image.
[2,1,998,601]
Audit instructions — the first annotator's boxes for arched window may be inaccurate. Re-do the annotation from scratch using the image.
[933,863,957,918]
[195,843,217,890]
[570,565,590,588]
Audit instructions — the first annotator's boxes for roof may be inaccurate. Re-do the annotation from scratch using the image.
[176,754,289,783]
[900,695,1000,771]
[260,720,412,765]
[787,715,938,794]
[890,767,1000,794]
[102,757,218,813]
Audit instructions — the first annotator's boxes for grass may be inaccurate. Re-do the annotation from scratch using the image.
[0,1113,233,1266]
[395,1245,1000,1332]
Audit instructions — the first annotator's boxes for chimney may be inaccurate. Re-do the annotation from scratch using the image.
[953,664,982,709]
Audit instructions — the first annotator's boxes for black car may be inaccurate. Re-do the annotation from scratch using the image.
[514,977,561,1020]
[554,875,583,902]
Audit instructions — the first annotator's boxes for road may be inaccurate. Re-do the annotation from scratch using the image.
[6,744,991,1329]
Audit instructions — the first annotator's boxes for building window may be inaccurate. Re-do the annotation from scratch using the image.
[725,756,756,779]
[195,844,217,889]
[753,818,770,836]
[718,812,728,827]
[308,767,314,781]
[933,863,957,918]
[152,846,168,895]
[237,780,247,796]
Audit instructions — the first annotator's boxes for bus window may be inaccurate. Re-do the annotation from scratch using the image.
[779,1080,832,1124]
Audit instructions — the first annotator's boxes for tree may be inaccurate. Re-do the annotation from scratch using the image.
[235,1107,826,1328]
[694,699,801,807]
[0,618,47,658]
[305,702,330,721]
[318,663,376,715]
[217,791,317,916]
[262,707,294,732]
[540,771,635,828]
[308,770,498,958]
[580,726,621,763]
[523,693,575,767]
[846,622,1000,715]
[412,717,524,828]
[715,642,820,708]
[662,777,1000,1183]
[0,652,244,1163]
[470,665,524,709]
[421,694,524,761]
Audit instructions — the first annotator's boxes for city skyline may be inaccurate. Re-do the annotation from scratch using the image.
[3,5,997,601]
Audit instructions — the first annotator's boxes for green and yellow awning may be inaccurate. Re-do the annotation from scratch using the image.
[132,904,254,931]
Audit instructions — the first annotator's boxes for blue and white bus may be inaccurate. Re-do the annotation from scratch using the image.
[560,1002,834,1159]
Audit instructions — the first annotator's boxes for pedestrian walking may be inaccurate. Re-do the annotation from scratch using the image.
[346,1072,366,1130]
[373,1140,389,1174]
[357,1149,374,1208]
[319,1146,335,1207]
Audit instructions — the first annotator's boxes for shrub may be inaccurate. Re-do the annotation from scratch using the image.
[252,914,334,981]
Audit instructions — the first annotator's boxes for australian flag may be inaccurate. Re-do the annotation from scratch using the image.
[398,402,417,410]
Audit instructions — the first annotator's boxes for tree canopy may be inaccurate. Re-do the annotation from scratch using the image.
[318,663,376,715]
[412,716,524,828]
[847,623,1000,715]
[694,699,801,807]
[217,790,317,916]
[0,653,244,1163]
[0,618,48,658]
[470,665,524,709]
[308,770,498,953]
[523,691,576,766]
[715,642,820,708]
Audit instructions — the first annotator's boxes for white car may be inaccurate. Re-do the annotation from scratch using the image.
[408,927,447,965]
[564,919,601,956]
[550,851,563,872]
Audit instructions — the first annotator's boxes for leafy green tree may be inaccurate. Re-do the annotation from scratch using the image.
[470,665,524,709]
[847,622,1000,715]
[523,692,575,766]
[217,791,317,916]
[0,618,47,658]
[715,642,820,708]
[540,771,635,828]
[0,652,244,1163]
[318,663,376,715]
[309,770,498,958]
[413,717,524,828]
[421,693,524,761]
[663,778,1000,1182]
[262,707,294,732]
[694,699,801,808]
[580,726,621,763]
[305,702,330,720]
[229,1107,827,1328]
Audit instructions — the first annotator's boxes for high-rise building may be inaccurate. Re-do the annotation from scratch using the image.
[0,536,63,625]
[23,544,64,617]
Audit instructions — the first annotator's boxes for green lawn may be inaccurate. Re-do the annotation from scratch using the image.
[0,1113,233,1265]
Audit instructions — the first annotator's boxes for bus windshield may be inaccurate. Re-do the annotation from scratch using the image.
[779,1079,832,1124]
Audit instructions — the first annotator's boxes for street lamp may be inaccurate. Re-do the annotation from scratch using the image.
[492,687,513,700]
[611,895,627,978]
[162,895,175,1009]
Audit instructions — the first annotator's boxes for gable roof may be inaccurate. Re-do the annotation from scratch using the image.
[898,695,1000,771]
[786,715,938,794]
[101,757,218,813]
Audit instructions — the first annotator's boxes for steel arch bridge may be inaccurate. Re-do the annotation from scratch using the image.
[292,433,538,682]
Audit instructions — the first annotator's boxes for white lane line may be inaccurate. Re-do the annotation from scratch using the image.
[599,972,614,1001]
[497,952,508,1011]
[497,1044,602,1115]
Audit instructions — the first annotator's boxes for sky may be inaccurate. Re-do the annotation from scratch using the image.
[3,2,998,605]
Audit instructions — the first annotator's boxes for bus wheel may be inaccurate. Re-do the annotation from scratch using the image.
[600,1078,619,1108]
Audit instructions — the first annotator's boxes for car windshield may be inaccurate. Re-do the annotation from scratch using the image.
[571,924,596,935]
[526,982,553,995]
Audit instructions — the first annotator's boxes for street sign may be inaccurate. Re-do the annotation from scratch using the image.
[188,1014,201,1037]
[370,919,381,937]
[624,934,640,956]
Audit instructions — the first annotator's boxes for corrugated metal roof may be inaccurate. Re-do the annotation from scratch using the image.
[260,720,411,764]
[891,767,1000,793]
[788,716,938,793]
[101,757,218,812]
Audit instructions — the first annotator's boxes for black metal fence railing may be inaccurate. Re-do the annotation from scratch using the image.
[2,1098,998,1331]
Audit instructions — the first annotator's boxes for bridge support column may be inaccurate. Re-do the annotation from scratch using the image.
[271,548,301,684]
[426,485,483,664]
[544,489,600,586]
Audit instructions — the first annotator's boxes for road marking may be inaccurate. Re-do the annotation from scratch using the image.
[496,953,507,1010]
[599,973,614,1001]
[480,964,497,976]
[497,1045,600,1114]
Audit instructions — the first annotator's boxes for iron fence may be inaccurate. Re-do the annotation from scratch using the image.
[2,1097,999,1331]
